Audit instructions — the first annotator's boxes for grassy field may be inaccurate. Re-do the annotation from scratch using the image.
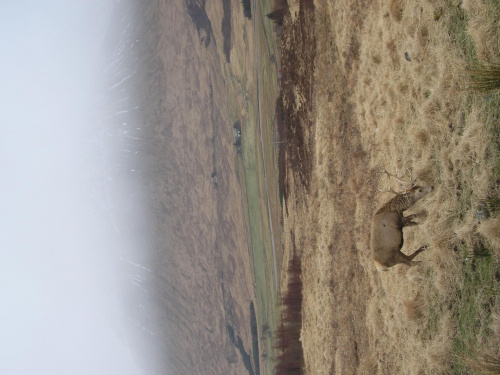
[223,0,282,372]
[358,2,500,373]
[276,0,500,374]
[254,0,283,276]
[239,0,283,371]
[239,112,278,375]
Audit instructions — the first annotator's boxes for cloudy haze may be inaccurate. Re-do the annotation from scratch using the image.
[0,1,152,373]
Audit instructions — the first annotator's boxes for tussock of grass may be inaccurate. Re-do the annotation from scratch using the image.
[461,352,500,375]
[481,196,500,216]
[403,294,425,320]
[466,63,500,92]
[389,0,404,22]
[462,0,500,61]
[478,218,500,255]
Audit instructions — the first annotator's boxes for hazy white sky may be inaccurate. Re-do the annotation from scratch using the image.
[0,1,147,373]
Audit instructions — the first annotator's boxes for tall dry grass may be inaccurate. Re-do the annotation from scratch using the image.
[460,350,500,375]
[466,63,500,92]
[462,0,500,62]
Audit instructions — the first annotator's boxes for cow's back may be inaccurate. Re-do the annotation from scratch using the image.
[371,211,404,265]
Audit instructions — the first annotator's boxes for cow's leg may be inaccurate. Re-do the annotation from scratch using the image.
[398,246,427,267]
[402,214,418,227]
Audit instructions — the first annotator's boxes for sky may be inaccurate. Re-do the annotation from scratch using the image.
[0,1,150,373]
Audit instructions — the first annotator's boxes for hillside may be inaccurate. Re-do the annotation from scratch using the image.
[279,0,500,374]
[96,0,260,373]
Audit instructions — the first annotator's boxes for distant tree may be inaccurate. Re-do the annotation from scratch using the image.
[242,0,252,19]
[273,255,304,374]
[267,0,288,26]
[267,9,284,26]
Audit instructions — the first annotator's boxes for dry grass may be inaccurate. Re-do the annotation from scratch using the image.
[403,294,425,321]
[280,0,500,374]
[466,63,500,92]
[389,0,404,23]
[459,344,500,375]
[462,0,500,62]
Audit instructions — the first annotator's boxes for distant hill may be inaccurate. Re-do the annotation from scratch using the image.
[97,0,257,373]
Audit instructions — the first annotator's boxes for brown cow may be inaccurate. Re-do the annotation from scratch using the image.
[371,184,434,271]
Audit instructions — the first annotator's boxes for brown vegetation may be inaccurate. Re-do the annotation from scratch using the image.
[268,0,317,373]
[273,255,304,375]
[389,0,404,22]
[279,0,316,204]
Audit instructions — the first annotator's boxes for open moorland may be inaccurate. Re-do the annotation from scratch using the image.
[278,0,500,374]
